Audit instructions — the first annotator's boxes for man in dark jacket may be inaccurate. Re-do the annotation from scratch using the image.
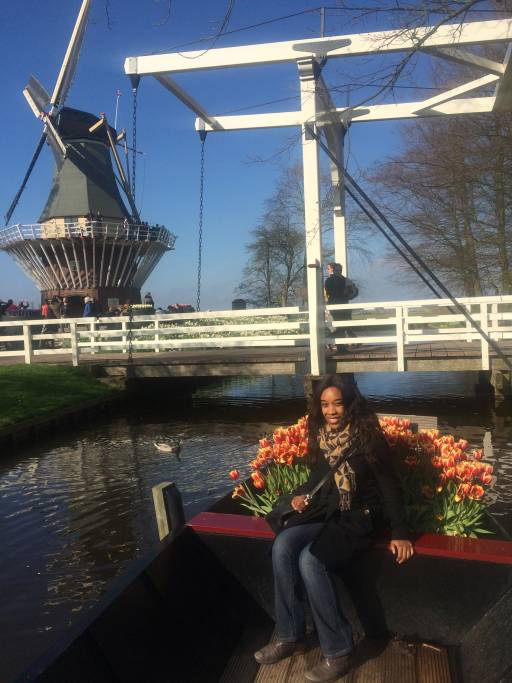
[324,263,352,352]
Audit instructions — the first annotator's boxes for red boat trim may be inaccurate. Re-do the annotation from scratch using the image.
[187,512,512,565]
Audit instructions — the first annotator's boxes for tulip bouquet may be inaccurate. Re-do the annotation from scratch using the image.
[379,417,493,537]
[228,415,494,538]
[229,417,310,516]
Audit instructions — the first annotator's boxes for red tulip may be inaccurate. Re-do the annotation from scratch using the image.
[229,469,239,480]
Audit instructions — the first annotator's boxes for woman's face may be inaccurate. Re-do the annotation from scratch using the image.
[320,386,344,429]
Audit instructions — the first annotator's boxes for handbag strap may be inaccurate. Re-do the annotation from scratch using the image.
[305,438,357,500]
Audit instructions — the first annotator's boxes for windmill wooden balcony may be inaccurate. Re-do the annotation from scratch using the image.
[0,219,176,306]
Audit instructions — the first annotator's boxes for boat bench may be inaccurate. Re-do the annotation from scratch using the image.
[188,511,512,565]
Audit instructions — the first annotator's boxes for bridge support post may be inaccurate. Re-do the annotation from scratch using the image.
[298,58,326,376]
[323,124,348,275]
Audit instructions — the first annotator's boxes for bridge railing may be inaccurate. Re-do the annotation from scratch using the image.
[1,296,511,370]
[0,307,308,366]
[327,295,512,370]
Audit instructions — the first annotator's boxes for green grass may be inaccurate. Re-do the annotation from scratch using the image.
[0,365,118,430]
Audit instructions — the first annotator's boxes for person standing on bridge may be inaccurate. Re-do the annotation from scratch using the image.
[254,374,413,682]
[324,263,357,353]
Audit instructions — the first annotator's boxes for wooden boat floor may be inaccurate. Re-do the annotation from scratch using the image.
[221,633,452,683]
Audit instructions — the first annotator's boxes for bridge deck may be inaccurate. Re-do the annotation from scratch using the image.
[0,341,510,376]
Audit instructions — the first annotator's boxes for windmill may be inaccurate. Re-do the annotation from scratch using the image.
[1,0,176,313]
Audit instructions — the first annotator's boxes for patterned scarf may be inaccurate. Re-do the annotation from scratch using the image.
[318,424,356,511]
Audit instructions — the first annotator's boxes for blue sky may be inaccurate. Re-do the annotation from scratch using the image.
[0,0,497,309]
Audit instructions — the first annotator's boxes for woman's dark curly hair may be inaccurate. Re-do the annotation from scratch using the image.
[306,373,383,465]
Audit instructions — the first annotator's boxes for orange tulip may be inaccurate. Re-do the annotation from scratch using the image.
[468,485,484,500]
[251,471,266,490]
[232,484,245,499]
[481,472,492,485]
[229,469,239,480]
[473,449,483,461]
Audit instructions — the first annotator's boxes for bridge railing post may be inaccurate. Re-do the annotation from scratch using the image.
[491,302,499,340]
[121,320,127,353]
[69,321,79,366]
[89,321,96,354]
[480,302,489,370]
[154,318,160,353]
[23,323,33,365]
[465,304,473,342]
[395,306,405,371]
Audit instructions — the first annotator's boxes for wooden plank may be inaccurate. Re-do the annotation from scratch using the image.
[286,646,325,682]
[254,655,292,682]
[219,621,274,683]
[416,643,452,683]
[255,639,451,682]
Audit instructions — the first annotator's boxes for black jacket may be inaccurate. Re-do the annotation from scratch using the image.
[324,273,348,304]
[294,436,410,570]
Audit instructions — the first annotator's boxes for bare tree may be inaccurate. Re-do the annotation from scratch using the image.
[369,96,512,294]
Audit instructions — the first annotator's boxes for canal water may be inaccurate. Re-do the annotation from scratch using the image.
[1,372,511,681]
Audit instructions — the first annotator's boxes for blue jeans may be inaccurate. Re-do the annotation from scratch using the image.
[272,523,354,658]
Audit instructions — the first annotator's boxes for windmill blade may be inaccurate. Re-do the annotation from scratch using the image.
[23,87,44,119]
[50,0,91,109]
[43,114,67,157]
[5,133,46,224]
[25,75,50,115]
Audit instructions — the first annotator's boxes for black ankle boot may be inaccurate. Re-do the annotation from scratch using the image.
[254,640,306,665]
[305,653,351,681]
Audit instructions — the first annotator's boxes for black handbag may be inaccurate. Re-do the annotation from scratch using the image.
[265,448,350,534]
[265,439,358,535]
[265,492,328,534]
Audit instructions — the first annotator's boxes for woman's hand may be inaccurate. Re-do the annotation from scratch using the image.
[389,539,414,564]
[291,495,309,513]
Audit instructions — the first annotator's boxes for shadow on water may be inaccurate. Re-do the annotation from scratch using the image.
[0,372,510,681]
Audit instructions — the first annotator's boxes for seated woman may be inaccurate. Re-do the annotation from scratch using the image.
[254,373,414,682]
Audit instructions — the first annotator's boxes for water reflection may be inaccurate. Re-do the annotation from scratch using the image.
[0,372,510,682]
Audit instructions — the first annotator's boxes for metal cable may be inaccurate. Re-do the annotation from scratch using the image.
[306,123,512,372]
[132,87,138,210]
[196,132,207,312]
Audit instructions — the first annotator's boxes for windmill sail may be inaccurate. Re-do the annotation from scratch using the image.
[1,0,176,312]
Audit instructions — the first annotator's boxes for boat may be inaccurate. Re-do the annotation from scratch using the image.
[14,474,512,683]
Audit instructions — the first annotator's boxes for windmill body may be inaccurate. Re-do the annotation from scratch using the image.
[0,1,175,314]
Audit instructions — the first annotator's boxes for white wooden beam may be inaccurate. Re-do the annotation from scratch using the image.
[50,0,91,109]
[154,74,223,129]
[196,97,496,132]
[494,44,512,112]
[413,74,499,114]
[316,73,348,274]
[423,47,506,76]
[125,19,512,76]
[299,59,325,375]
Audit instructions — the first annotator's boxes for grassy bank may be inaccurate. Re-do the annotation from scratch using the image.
[0,365,118,430]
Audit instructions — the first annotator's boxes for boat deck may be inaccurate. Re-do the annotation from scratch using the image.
[220,632,452,683]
